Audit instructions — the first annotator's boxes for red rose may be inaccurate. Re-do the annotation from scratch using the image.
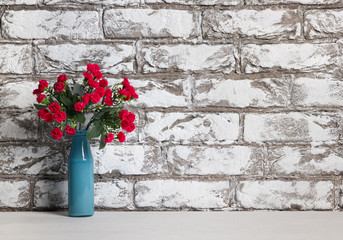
[38,79,48,90]
[117,132,126,143]
[84,71,93,81]
[118,89,131,101]
[43,113,54,123]
[54,82,65,92]
[33,89,42,95]
[104,133,114,143]
[88,79,99,88]
[122,78,130,88]
[57,74,67,82]
[128,85,139,99]
[74,102,85,112]
[54,111,67,122]
[104,97,113,106]
[38,109,49,119]
[82,94,90,104]
[87,63,95,73]
[99,79,108,88]
[51,128,63,140]
[119,110,128,120]
[95,87,105,97]
[65,126,76,135]
[126,122,135,133]
[90,92,101,103]
[127,112,136,122]
[93,64,100,72]
[121,119,130,130]
[105,89,112,98]
[36,94,46,103]
[93,71,103,80]
[49,102,60,113]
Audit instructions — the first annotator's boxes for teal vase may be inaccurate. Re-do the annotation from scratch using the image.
[68,130,94,217]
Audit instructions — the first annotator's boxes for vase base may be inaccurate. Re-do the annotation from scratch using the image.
[68,212,94,217]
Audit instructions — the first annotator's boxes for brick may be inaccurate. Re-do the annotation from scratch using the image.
[143,112,239,144]
[145,0,241,5]
[242,43,339,73]
[104,9,200,39]
[244,113,339,142]
[93,145,166,175]
[0,81,36,109]
[0,44,33,74]
[246,0,339,4]
[0,144,63,175]
[0,112,38,140]
[140,44,235,74]
[34,180,68,208]
[0,0,39,4]
[292,77,343,107]
[203,10,300,39]
[44,0,140,5]
[267,145,343,175]
[35,43,135,74]
[135,180,230,208]
[237,180,334,210]
[95,180,133,208]
[107,78,190,108]
[167,145,264,175]
[2,10,102,40]
[0,180,30,208]
[194,77,291,108]
[305,10,343,39]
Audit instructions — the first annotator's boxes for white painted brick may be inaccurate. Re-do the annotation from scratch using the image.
[141,44,236,74]
[0,145,63,175]
[242,43,339,73]
[2,10,102,40]
[194,77,291,107]
[0,0,39,4]
[0,180,30,208]
[204,9,300,39]
[167,145,264,175]
[145,0,241,5]
[35,43,135,74]
[34,180,68,208]
[244,113,339,142]
[135,180,230,208]
[246,0,339,4]
[305,10,343,39]
[44,0,140,5]
[93,145,165,175]
[237,180,334,210]
[292,77,343,107]
[143,112,240,144]
[104,9,200,39]
[267,146,343,175]
[0,112,38,140]
[0,44,33,74]
[95,181,133,208]
[0,81,36,109]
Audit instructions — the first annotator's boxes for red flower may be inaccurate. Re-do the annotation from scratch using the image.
[74,102,85,112]
[84,71,93,81]
[127,112,136,122]
[99,79,108,88]
[36,94,46,103]
[118,89,131,101]
[90,92,101,104]
[33,89,43,95]
[87,63,95,73]
[122,78,130,88]
[38,79,48,90]
[121,119,130,130]
[43,113,54,123]
[82,94,90,105]
[119,110,128,120]
[93,71,103,80]
[95,87,105,97]
[126,122,135,132]
[54,82,65,92]
[49,102,60,113]
[104,97,113,106]
[117,132,126,143]
[54,111,67,122]
[88,79,99,88]
[128,85,139,99]
[65,126,76,135]
[57,74,67,82]
[104,133,114,143]
[93,64,100,72]
[38,109,49,119]
[51,128,63,140]
[105,89,112,98]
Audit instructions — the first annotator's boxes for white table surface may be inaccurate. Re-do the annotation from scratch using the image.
[0,211,342,240]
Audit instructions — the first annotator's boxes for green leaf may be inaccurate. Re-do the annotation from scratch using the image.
[73,113,86,123]
[87,121,103,140]
[61,96,73,107]
[34,104,46,110]
[99,134,106,150]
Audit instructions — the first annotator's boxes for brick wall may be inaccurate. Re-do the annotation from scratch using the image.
[0,0,343,211]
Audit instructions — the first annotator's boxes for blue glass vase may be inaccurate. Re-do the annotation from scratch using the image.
[68,130,94,217]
